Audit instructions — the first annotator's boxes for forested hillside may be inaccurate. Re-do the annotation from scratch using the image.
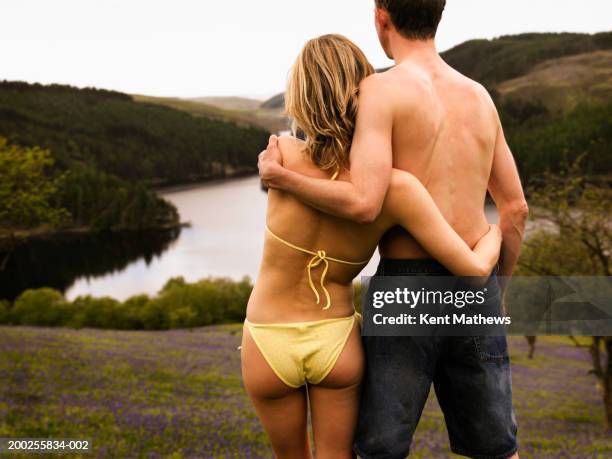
[0,138,180,238]
[0,81,270,186]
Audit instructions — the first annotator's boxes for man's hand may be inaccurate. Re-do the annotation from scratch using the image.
[258,135,284,189]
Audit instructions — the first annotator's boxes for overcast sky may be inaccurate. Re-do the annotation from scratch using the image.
[2,0,610,99]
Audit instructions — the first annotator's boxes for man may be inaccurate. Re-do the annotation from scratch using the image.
[259,1,528,457]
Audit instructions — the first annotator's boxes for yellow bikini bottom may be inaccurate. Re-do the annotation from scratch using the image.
[244,312,361,388]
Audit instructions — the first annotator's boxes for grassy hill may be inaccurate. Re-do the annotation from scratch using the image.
[191,96,263,111]
[260,92,285,110]
[452,32,612,183]
[134,94,289,134]
[496,50,612,113]
[132,94,261,128]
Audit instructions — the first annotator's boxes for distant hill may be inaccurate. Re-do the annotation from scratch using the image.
[132,94,261,129]
[496,50,612,113]
[191,96,262,111]
[0,81,270,186]
[134,94,289,134]
[261,93,285,110]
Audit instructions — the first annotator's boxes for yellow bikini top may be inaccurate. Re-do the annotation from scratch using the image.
[265,165,369,310]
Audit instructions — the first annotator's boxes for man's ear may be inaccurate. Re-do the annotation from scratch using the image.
[375,7,391,31]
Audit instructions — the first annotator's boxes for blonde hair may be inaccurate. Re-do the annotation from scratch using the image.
[285,34,375,172]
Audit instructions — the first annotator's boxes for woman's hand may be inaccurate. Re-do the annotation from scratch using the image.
[488,224,503,248]
[384,169,505,277]
[473,224,502,276]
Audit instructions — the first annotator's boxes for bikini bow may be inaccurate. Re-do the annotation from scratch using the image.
[307,250,332,310]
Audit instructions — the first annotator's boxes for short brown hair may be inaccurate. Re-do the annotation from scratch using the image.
[285,34,374,172]
[375,0,446,40]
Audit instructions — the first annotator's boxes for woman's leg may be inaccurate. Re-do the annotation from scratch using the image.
[241,324,312,459]
[309,320,364,459]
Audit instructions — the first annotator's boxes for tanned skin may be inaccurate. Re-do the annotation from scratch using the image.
[244,135,502,459]
[258,8,526,458]
[259,8,528,283]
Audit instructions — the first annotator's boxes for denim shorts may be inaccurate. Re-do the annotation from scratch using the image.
[354,259,518,459]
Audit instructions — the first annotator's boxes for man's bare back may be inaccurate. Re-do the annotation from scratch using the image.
[375,57,498,259]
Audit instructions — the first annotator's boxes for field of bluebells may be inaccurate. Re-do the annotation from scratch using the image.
[1,326,611,458]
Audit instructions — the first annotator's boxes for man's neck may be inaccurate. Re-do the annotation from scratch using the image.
[389,37,442,66]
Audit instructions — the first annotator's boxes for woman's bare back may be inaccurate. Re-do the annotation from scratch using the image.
[247,135,501,324]
[247,136,385,323]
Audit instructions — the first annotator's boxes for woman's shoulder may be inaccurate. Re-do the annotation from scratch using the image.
[276,134,335,180]
[277,135,305,162]
[276,135,313,174]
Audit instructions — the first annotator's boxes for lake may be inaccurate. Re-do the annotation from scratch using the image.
[61,176,499,301]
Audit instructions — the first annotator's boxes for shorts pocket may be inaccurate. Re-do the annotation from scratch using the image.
[473,335,509,362]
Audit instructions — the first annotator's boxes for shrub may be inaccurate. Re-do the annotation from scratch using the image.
[116,294,150,330]
[70,295,122,329]
[4,276,255,330]
[138,298,172,330]
[168,306,199,329]
[11,288,69,326]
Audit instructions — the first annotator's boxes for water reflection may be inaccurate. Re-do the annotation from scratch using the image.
[0,228,180,302]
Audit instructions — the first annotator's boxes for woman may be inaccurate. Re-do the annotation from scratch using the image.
[241,34,501,458]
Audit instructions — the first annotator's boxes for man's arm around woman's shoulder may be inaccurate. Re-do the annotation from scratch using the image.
[258,75,394,224]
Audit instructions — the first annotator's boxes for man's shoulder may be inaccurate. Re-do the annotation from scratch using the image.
[449,69,496,107]
[358,69,422,110]
[358,72,394,94]
[362,65,424,88]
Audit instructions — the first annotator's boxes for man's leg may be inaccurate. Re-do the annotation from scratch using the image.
[353,334,436,459]
[433,275,518,459]
[433,334,518,459]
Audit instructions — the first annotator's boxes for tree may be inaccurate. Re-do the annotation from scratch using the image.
[0,137,70,229]
[517,156,612,429]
